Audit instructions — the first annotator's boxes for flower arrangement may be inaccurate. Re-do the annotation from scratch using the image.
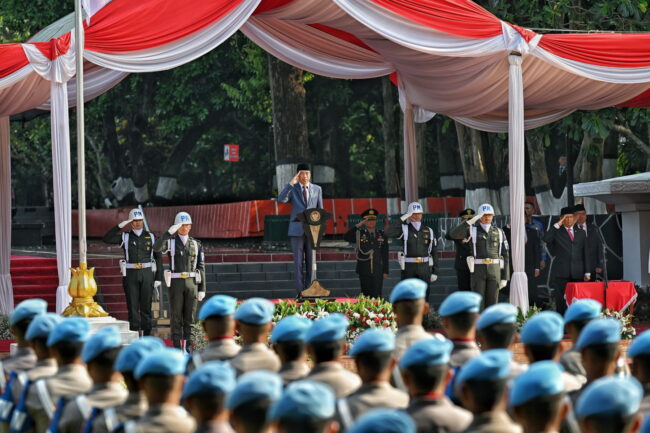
[601,308,636,340]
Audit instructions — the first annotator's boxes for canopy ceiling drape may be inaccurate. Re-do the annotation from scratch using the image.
[1,0,650,313]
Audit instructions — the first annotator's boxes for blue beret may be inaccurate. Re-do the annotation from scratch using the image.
[115,337,165,373]
[306,314,348,343]
[81,326,122,363]
[575,376,643,418]
[564,299,601,324]
[270,315,311,344]
[642,414,650,433]
[629,330,650,358]
[199,295,237,320]
[47,317,90,346]
[234,297,275,325]
[439,292,482,317]
[509,361,564,406]
[399,336,452,369]
[25,313,62,341]
[457,349,511,384]
[575,318,621,350]
[521,311,564,345]
[182,361,236,400]
[348,409,415,433]
[269,380,335,422]
[10,299,47,326]
[350,329,395,356]
[134,347,186,379]
[477,303,518,331]
[389,279,427,304]
[227,370,282,409]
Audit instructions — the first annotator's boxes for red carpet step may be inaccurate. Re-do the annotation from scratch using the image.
[10,256,58,312]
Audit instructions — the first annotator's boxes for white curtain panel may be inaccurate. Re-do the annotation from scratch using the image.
[84,0,260,72]
[507,54,528,312]
[0,116,13,315]
[401,100,419,204]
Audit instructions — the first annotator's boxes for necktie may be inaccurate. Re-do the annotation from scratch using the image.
[302,186,307,204]
[568,228,574,241]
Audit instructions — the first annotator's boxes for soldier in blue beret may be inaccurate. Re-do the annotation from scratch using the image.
[476,303,527,379]
[439,292,482,370]
[456,350,520,433]
[90,337,165,433]
[269,380,336,433]
[187,295,240,374]
[270,316,311,386]
[520,312,584,393]
[121,348,194,433]
[399,338,472,433]
[227,371,282,433]
[182,362,236,433]
[2,313,60,433]
[560,299,602,380]
[347,408,415,433]
[57,326,126,433]
[335,329,408,430]
[575,376,643,433]
[230,298,280,376]
[1,299,47,392]
[509,361,568,433]
[629,330,650,416]
[26,317,93,433]
[304,314,361,398]
[390,279,433,362]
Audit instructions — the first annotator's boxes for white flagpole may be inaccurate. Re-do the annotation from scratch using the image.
[75,0,86,265]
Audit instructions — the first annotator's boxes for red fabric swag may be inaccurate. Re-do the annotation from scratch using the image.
[0,44,29,78]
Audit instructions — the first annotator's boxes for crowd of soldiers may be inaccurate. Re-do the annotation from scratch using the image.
[2,277,650,433]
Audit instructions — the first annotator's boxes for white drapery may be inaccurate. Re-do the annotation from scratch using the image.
[0,117,13,315]
[507,54,528,312]
[401,99,418,204]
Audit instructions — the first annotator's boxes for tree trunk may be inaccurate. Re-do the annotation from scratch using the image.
[416,122,428,197]
[602,133,618,179]
[382,77,400,197]
[485,132,509,215]
[573,131,607,214]
[438,118,464,197]
[268,55,309,191]
[525,130,566,215]
[455,121,494,212]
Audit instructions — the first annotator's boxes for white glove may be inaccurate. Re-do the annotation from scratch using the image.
[430,274,438,283]
[168,223,182,235]
[499,280,508,289]
[400,213,410,222]
[118,219,132,229]
[154,281,161,289]
[467,212,483,226]
[197,292,206,302]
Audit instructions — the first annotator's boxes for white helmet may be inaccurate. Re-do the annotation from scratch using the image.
[407,202,424,214]
[478,203,495,215]
[128,208,144,221]
[174,212,192,225]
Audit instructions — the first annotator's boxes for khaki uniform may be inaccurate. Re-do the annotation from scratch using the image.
[195,421,235,433]
[90,393,147,433]
[640,386,650,417]
[407,396,473,433]
[562,372,585,393]
[394,325,433,361]
[26,364,92,433]
[451,341,481,368]
[57,382,128,433]
[462,411,522,433]
[508,361,528,380]
[336,383,408,430]
[305,362,361,398]
[278,361,310,386]
[186,340,241,374]
[229,343,280,376]
[1,348,37,379]
[559,347,585,379]
[120,404,195,433]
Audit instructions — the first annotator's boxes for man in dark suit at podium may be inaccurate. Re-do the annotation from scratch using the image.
[573,203,604,279]
[544,206,592,314]
[278,163,324,296]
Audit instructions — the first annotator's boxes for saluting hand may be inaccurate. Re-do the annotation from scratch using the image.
[168,223,182,235]
[289,173,299,185]
[118,219,133,229]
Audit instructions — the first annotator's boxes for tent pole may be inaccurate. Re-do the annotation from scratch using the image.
[0,117,13,314]
[403,101,418,204]
[75,0,86,265]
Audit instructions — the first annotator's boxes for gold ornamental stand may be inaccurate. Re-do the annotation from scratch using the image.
[298,209,331,298]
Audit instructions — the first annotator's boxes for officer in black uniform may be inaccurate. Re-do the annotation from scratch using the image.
[103,208,163,336]
[343,208,389,298]
[385,201,438,300]
[445,208,475,291]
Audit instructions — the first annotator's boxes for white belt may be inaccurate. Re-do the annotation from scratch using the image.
[170,272,197,279]
[404,257,429,263]
[474,258,503,265]
[125,262,152,269]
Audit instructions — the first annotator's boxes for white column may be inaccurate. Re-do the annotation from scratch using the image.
[507,53,529,312]
[402,101,418,204]
[0,117,13,315]
[75,0,87,265]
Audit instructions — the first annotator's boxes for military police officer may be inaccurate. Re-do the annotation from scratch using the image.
[344,209,389,298]
[448,203,510,309]
[385,202,438,300]
[103,208,163,336]
[445,209,475,291]
[153,211,206,352]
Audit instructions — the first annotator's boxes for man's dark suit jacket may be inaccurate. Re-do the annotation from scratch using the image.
[544,224,592,280]
[574,222,604,275]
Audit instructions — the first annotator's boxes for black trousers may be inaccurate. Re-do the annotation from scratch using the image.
[123,269,154,333]
[401,263,432,300]
[359,272,384,298]
[169,280,198,347]
[456,267,472,291]
[553,276,581,315]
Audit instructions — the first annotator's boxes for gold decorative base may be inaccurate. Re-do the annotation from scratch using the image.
[301,280,330,297]
[62,263,108,317]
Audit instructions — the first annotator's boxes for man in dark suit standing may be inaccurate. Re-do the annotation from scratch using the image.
[573,204,604,279]
[445,208,475,291]
[504,214,542,307]
[277,163,324,296]
[544,206,592,315]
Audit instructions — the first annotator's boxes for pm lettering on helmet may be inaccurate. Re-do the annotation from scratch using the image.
[180,215,190,222]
